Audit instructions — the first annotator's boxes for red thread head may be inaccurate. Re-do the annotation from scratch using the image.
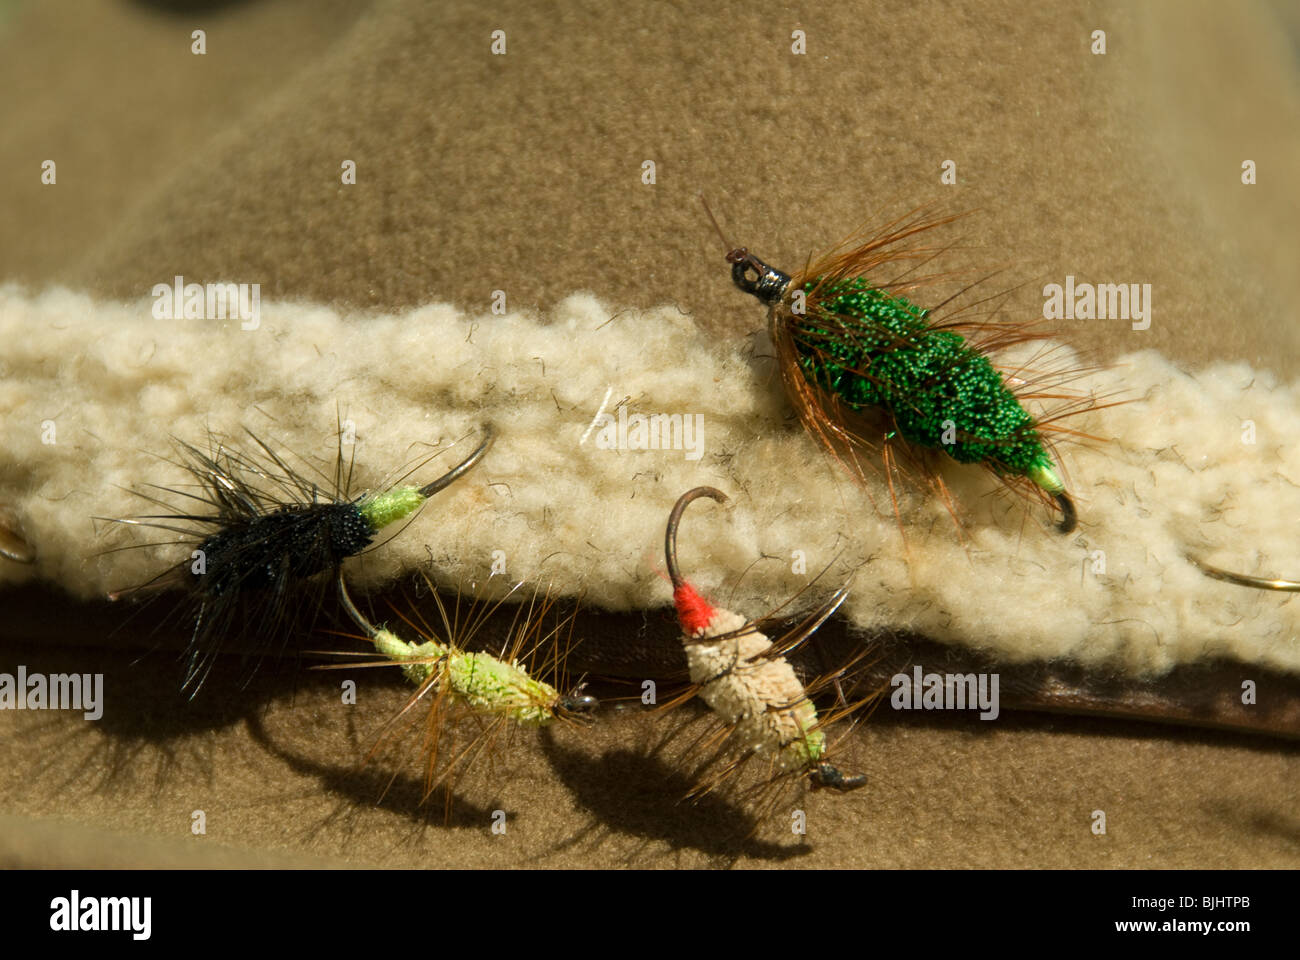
[673,581,715,637]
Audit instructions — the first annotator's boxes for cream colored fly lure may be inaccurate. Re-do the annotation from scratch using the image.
[664,486,867,793]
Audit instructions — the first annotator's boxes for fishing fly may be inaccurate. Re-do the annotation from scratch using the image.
[103,421,494,694]
[663,485,869,797]
[326,570,597,817]
[703,197,1100,534]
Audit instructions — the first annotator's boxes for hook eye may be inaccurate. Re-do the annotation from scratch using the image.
[729,251,792,304]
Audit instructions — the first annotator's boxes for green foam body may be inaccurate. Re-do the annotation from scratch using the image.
[371,627,559,726]
[357,486,426,533]
[792,277,1056,481]
[787,699,825,767]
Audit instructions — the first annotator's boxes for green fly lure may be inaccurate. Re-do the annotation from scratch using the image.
[705,201,1089,533]
[329,571,597,813]
[335,571,597,729]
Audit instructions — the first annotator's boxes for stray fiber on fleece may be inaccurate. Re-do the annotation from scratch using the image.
[1,285,1297,678]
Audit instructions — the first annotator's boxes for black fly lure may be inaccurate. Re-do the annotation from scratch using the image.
[103,423,494,694]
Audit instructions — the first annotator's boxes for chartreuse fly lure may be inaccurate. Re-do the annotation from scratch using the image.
[664,486,867,796]
[106,424,494,694]
[704,200,1085,533]
[330,570,597,811]
[335,570,597,727]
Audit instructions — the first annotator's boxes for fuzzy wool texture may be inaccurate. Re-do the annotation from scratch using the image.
[1,286,1298,678]
[683,602,824,770]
